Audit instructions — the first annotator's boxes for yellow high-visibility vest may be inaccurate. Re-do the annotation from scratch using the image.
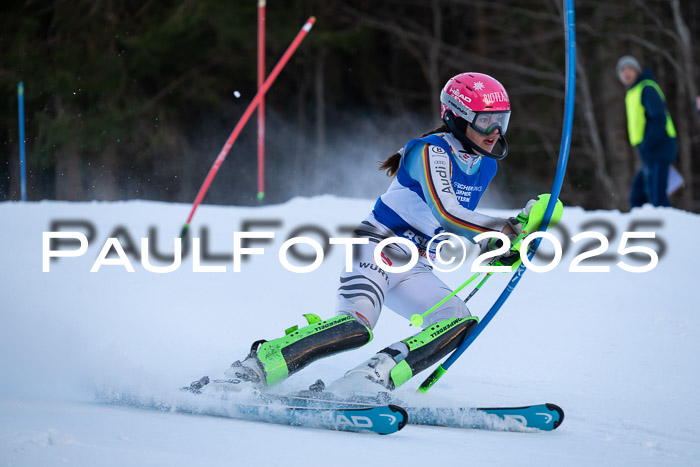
[625,79,676,147]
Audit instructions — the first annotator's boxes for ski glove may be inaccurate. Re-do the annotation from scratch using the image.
[478,197,537,268]
[494,199,537,266]
[510,198,538,234]
[478,219,517,250]
[478,196,537,257]
[483,195,565,271]
[477,218,521,266]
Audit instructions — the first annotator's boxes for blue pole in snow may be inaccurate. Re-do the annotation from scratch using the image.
[18,82,27,202]
[419,0,576,392]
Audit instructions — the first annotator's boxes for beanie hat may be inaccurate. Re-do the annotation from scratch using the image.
[616,55,641,77]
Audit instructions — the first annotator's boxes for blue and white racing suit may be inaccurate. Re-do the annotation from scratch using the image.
[336,132,508,329]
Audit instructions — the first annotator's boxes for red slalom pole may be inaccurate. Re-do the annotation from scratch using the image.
[257,0,266,202]
[180,16,316,238]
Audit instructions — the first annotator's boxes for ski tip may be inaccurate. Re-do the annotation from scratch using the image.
[546,403,565,430]
[388,404,409,432]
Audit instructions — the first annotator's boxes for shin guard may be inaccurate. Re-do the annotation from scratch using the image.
[253,314,372,386]
[389,316,478,389]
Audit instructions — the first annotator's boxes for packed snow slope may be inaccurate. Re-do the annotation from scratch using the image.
[1,196,699,466]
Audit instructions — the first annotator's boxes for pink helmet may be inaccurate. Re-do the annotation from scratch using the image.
[440,73,511,160]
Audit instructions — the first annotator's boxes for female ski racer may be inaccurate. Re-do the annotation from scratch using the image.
[191,73,535,394]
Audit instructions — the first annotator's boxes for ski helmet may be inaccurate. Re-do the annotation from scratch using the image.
[440,72,511,160]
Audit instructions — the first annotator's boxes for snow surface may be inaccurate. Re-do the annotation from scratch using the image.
[1,196,699,466]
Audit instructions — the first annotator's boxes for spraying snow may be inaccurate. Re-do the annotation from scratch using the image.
[1,197,698,465]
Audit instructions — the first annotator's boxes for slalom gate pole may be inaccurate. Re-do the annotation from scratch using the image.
[18,82,27,202]
[180,16,316,238]
[257,0,266,202]
[418,0,576,394]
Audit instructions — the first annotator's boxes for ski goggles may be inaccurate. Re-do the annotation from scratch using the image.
[470,111,511,136]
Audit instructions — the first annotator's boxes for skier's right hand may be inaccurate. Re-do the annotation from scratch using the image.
[478,218,525,270]
[479,221,519,259]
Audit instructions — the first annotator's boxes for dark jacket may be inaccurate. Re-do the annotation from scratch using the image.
[634,69,677,165]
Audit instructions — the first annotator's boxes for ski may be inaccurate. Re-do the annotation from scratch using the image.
[210,402,409,435]
[266,387,564,432]
[406,403,564,431]
[100,388,407,435]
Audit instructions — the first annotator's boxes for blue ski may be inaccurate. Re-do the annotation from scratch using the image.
[407,403,564,431]
[101,390,407,435]
[266,390,563,432]
[222,402,408,435]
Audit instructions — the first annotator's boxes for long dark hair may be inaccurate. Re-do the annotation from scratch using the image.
[379,123,449,177]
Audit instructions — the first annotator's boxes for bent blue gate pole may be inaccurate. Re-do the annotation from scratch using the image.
[419,0,576,393]
[18,82,27,202]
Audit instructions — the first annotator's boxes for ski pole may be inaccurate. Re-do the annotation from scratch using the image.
[180,16,316,238]
[462,272,492,303]
[417,201,565,394]
[417,185,565,395]
[409,268,487,327]
[417,0,575,394]
[410,236,523,328]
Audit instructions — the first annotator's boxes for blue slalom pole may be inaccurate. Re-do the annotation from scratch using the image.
[18,82,27,202]
[419,0,576,393]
